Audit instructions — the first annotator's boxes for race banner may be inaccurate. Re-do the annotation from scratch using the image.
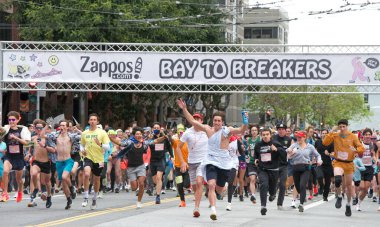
[2,51,380,85]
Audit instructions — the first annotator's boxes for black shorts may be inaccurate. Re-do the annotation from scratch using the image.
[71,152,81,163]
[354,180,360,187]
[2,156,25,171]
[32,160,51,174]
[205,164,230,187]
[361,166,374,182]
[174,167,190,188]
[150,159,166,176]
[83,158,103,177]
[246,163,258,176]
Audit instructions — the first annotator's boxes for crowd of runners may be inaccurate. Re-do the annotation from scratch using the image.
[0,99,379,221]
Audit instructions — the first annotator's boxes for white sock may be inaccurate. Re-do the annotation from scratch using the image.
[93,192,98,200]
[211,206,216,213]
[84,191,89,199]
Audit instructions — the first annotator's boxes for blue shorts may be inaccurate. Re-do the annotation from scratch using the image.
[56,158,74,181]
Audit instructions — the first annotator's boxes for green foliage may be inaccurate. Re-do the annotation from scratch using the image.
[246,87,371,127]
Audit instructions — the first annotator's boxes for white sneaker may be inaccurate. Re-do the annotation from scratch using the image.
[377,206,380,211]
[291,200,297,208]
[356,204,361,211]
[90,199,97,210]
[278,205,285,210]
[171,187,177,192]
[13,193,17,198]
[136,201,142,209]
[226,203,232,211]
[82,198,88,207]
[97,191,103,199]
[161,190,166,195]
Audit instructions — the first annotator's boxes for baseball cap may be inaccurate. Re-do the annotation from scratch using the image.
[193,113,203,119]
[108,129,117,135]
[276,123,287,129]
[295,131,306,138]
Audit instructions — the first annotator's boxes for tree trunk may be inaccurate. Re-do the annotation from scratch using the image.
[64,92,74,120]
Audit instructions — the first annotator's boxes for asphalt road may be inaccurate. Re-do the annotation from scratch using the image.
[1,188,379,227]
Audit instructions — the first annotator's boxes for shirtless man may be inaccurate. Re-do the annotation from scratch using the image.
[55,120,80,209]
[177,99,248,221]
[29,119,56,208]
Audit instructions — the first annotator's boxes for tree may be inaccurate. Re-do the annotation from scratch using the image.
[246,87,371,128]
[4,0,226,126]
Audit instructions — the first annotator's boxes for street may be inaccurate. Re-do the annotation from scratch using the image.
[0,188,378,227]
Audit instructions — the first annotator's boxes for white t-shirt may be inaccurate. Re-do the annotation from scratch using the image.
[180,127,208,164]
[228,140,239,169]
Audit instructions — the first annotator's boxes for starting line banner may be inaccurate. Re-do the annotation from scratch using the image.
[2,51,380,85]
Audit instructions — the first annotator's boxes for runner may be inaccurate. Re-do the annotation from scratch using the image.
[356,128,376,211]
[254,128,283,215]
[177,98,248,220]
[0,111,31,203]
[80,113,110,210]
[67,121,82,195]
[172,124,191,208]
[54,120,80,209]
[29,119,56,208]
[117,127,148,209]
[176,113,208,217]
[286,131,322,212]
[322,119,364,216]
[245,125,260,205]
[272,123,293,209]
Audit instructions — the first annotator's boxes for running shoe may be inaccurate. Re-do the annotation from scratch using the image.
[335,197,342,209]
[30,189,38,200]
[82,198,88,207]
[356,204,361,211]
[155,196,161,204]
[146,189,153,196]
[269,195,276,202]
[210,211,217,221]
[291,200,297,208]
[23,187,29,195]
[377,206,380,211]
[372,196,377,203]
[115,187,120,193]
[308,195,313,200]
[298,204,304,212]
[226,203,232,211]
[70,186,77,200]
[90,199,97,210]
[244,192,249,198]
[250,195,256,204]
[41,192,47,201]
[65,197,72,210]
[323,197,328,202]
[260,207,267,215]
[313,186,318,196]
[161,190,166,195]
[368,189,373,198]
[345,205,352,217]
[352,197,358,205]
[277,205,285,210]
[136,201,142,209]
[193,208,200,217]
[27,199,37,207]
[13,192,17,198]
[239,195,244,202]
[98,191,103,199]
[179,200,186,207]
[1,192,10,202]
[16,191,23,203]
[46,196,52,208]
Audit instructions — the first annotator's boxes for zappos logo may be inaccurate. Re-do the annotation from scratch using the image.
[80,56,142,79]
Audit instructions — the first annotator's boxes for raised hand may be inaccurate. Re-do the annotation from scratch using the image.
[176,98,187,109]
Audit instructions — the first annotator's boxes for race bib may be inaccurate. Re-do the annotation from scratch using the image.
[261,153,271,162]
[155,144,164,151]
[99,162,104,168]
[337,151,348,160]
[362,156,372,165]
[9,145,20,154]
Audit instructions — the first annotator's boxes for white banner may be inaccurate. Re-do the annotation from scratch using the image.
[2,51,380,85]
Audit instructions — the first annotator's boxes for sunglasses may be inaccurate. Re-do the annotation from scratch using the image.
[8,118,17,122]
[35,127,43,130]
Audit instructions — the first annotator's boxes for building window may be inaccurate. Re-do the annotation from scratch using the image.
[244,27,282,39]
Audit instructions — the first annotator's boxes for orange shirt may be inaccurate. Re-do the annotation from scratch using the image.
[322,131,364,162]
[172,137,189,168]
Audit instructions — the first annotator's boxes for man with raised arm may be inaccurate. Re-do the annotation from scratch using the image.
[177,99,248,221]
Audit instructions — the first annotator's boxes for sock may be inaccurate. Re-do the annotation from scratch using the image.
[211,206,216,213]
[107,182,111,188]
[93,192,98,200]
[84,191,89,199]
[346,202,351,207]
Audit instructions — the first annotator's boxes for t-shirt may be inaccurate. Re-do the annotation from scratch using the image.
[81,128,110,163]
[246,136,260,164]
[323,132,364,162]
[180,127,208,164]
[172,137,189,168]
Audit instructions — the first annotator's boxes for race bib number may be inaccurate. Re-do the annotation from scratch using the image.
[261,153,271,162]
[9,145,20,154]
[155,144,164,151]
[337,151,348,160]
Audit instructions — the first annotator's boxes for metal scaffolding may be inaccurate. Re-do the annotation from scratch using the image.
[1,41,380,94]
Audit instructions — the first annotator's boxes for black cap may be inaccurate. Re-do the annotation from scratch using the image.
[276,123,287,129]
[337,119,348,126]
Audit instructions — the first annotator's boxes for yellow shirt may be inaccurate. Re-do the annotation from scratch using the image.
[81,128,110,163]
[322,131,364,162]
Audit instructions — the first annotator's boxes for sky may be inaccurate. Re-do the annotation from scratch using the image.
[249,0,380,45]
